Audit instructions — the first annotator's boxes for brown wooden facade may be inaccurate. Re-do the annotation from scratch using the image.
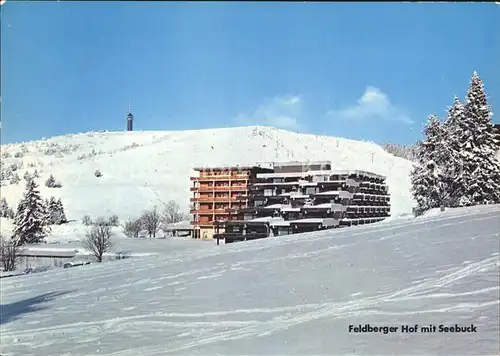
[190,165,273,239]
[190,161,391,241]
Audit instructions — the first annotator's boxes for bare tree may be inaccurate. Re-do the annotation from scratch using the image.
[123,217,143,238]
[142,207,161,238]
[161,200,186,225]
[0,235,19,272]
[82,218,112,262]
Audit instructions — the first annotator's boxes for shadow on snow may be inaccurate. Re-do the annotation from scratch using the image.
[0,290,74,325]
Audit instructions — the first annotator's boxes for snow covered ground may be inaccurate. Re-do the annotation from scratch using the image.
[1,204,499,356]
[0,126,416,221]
[0,218,201,270]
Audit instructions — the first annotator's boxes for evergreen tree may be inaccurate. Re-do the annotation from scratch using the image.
[23,171,32,182]
[46,197,68,225]
[47,196,58,224]
[410,115,448,215]
[9,172,20,185]
[0,198,9,218]
[44,198,51,223]
[45,175,56,188]
[56,198,68,224]
[6,207,15,219]
[439,97,467,207]
[447,72,500,206]
[12,179,50,246]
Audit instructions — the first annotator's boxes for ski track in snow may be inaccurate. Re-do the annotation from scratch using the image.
[1,205,499,355]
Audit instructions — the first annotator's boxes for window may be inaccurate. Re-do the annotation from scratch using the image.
[264,189,274,196]
[305,187,316,195]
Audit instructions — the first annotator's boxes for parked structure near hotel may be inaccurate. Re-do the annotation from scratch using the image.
[191,161,390,241]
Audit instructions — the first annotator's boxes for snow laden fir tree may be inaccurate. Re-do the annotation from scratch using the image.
[46,196,68,225]
[0,197,15,219]
[411,72,500,215]
[12,179,51,246]
[410,115,448,215]
[451,72,500,205]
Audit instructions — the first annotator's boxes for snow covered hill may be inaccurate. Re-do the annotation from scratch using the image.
[0,126,416,221]
[1,204,499,355]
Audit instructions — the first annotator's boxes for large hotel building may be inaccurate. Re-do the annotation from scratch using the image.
[190,161,390,240]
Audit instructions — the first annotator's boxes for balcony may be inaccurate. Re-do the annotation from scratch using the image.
[190,195,248,202]
[190,173,250,181]
[190,221,215,226]
[190,208,233,215]
[190,186,248,192]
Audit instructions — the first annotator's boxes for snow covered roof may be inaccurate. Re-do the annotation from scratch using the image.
[341,217,386,222]
[290,194,309,199]
[256,170,386,180]
[163,220,193,231]
[289,218,339,227]
[18,248,77,258]
[270,220,291,227]
[314,190,353,199]
[192,165,261,171]
[262,204,287,209]
[315,190,341,195]
[299,181,318,187]
[248,216,290,226]
[302,203,346,211]
[281,207,301,212]
[256,160,331,168]
[253,181,301,186]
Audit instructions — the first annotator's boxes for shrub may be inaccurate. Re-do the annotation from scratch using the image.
[0,235,19,272]
[9,173,20,184]
[123,217,143,238]
[82,215,93,226]
[108,215,119,227]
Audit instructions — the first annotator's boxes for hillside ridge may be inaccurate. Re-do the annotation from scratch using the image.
[0,126,416,221]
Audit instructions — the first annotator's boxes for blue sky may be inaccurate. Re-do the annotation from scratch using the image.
[2,2,499,145]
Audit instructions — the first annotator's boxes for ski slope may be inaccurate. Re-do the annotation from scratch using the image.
[1,204,499,356]
[0,126,416,221]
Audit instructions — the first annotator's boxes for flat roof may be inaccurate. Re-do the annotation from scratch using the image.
[289,218,339,226]
[250,217,291,226]
[192,165,270,171]
[256,170,386,180]
[18,249,77,258]
[257,160,331,167]
[163,220,193,231]
[314,190,353,199]
[302,203,347,211]
[225,220,270,225]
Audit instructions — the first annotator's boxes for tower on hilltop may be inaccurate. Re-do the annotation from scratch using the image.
[126,102,134,132]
